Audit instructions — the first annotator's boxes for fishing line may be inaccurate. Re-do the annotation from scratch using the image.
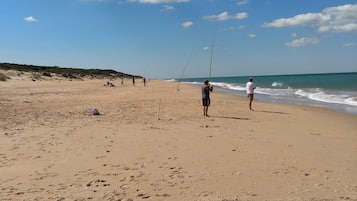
[158,48,194,120]
[208,33,215,80]
[174,48,194,99]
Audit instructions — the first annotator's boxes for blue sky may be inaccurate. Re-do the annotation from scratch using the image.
[1,0,356,78]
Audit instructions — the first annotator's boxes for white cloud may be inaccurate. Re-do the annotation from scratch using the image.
[219,25,248,32]
[220,26,235,32]
[181,21,193,28]
[285,37,320,47]
[203,46,209,51]
[263,4,357,33]
[318,23,357,32]
[203,11,248,21]
[127,0,189,3]
[236,0,248,6]
[263,13,328,28]
[248,33,256,38]
[161,5,175,11]
[24,16,38,22]
[235,12,248,19]
[291,33,297,37]
[343,42,357,47]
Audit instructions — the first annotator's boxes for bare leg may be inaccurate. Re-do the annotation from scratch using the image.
[203,106,209,116]
[248,95,254,111]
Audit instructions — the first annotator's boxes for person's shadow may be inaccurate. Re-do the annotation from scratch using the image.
[210,109,288,119]
[255,110,289,114]
[210,116,249,120]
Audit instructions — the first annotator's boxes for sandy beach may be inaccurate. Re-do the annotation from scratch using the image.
[0,70,356,201]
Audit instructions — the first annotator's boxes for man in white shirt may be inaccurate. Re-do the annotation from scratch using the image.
[246,77,256,111]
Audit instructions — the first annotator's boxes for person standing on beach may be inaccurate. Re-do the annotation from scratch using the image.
[202,80,213,117]
[246,77,256,111]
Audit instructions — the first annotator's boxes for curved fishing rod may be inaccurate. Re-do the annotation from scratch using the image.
[156,48,194,121]
[176,48,194,92]
[208,33,215,81]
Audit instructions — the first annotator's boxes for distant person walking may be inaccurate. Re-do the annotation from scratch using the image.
[132,77,135,86]
[202,80,213,117]
[246,77,256,111]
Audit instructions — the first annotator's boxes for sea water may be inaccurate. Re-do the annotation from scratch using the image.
[171,73,357,115]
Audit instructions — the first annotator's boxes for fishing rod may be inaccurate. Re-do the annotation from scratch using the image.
[208,33,215,80]
[176,48,193,92]
[159,49,193,120]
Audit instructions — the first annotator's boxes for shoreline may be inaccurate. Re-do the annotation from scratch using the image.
[1,73,356,200]
[217,86,357,116]
[177,80,357,116]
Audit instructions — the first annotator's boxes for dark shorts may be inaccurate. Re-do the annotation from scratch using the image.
[202,98,210,106]
[247,93,254,100]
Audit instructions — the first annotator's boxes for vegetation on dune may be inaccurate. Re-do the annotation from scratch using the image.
[0,62,141,81]
[0,72,10,81]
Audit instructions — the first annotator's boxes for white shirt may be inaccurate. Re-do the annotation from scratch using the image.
[246,81,256,94]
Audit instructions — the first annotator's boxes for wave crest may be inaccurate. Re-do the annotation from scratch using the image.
[295,89,357,106]
[272,82,283,87]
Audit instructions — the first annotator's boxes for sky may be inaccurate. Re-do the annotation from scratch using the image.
[1,0,357,79]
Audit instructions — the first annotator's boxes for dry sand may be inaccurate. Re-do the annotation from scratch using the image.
[0,70,356,201]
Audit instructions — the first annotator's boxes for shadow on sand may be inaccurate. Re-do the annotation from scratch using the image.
[255,110,289,115]
[210,116,249,120]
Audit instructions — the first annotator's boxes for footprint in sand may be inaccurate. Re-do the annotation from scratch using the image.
[86,179,111,188]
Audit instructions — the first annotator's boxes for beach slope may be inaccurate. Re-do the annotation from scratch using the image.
[0,72,356,201]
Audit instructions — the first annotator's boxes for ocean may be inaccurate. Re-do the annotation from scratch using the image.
[170,72,357,116]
